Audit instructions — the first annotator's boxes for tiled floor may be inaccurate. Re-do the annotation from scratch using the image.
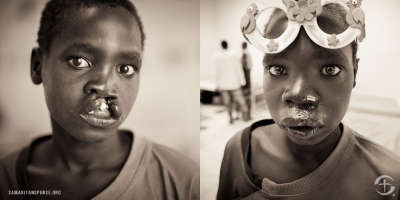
[200,96,400,200]
[200,103,271,200]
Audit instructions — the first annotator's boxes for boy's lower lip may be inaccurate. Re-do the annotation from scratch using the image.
[79,114,118,128]
[286,126,319,139]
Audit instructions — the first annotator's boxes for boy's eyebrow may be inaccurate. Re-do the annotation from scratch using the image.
[263,51,288,64]
[118,51,142,64]
[61,42,142,63]
[263,49,349,65]
[317,50,349,65]
[62,42,100,55]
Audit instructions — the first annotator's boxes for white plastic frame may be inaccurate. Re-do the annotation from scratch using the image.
[245,0,361,54]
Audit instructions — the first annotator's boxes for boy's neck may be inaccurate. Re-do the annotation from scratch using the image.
[285,125,342,164]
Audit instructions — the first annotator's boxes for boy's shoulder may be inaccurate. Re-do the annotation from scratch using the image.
[224,119,275,155]
[353,127,400,160]
[120,130,199,178]
[221,119,276,177]
[0,147,27,199]
[124,132,199,200]
[145,138,199,172]
[0,148,20,171]
[0,134,51,193]
[0,149,20,182]
[348,126,400,175]
[218,119,275,199]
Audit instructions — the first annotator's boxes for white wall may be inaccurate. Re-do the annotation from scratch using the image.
[354,0,400,99]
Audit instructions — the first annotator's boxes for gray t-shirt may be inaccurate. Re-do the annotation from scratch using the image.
[0,131,199,200]
[217,119,400,200]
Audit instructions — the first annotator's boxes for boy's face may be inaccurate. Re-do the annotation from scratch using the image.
[36,6,142,142]
[263,11,356,145]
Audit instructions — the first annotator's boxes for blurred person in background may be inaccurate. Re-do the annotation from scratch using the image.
[215,40,250,124]
[241,41,253,119]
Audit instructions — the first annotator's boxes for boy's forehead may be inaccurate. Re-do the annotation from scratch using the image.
[56,6,142,48]
[64,5,138,27]
[45,5,142,60]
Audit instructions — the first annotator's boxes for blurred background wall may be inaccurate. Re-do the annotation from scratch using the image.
[0,0,200,164]
[200,0,400,102]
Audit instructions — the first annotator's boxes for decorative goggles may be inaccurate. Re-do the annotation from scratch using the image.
[240,0,366,54]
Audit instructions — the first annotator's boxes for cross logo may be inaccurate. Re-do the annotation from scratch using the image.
[375,175,395,196]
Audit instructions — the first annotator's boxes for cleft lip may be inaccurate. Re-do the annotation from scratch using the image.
[80,98,107,115]
[80,98,122,119]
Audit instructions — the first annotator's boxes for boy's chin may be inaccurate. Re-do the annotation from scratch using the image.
[285,134,325,146]
[51,115,123,143]
[68,128,118,143]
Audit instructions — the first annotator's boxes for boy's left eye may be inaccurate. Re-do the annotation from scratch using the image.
[68,57,91,68]
[268,66,287,76]
[117,65,136,76]
[321,65,341,76]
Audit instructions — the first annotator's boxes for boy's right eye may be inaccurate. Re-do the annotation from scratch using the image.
[267,66,287,76]
[68,57,91,69]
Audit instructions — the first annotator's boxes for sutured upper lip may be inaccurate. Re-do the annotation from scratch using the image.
[280,117,323,128]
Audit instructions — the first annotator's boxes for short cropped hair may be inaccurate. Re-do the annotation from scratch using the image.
[221,41,228,49]
[37,0,146,53]
[264,4,358,65]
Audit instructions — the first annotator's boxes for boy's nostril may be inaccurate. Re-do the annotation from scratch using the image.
[90,89,97,93]
[285,100,294,106]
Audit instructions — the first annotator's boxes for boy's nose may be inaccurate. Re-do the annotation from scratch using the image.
[282,77,319,106]
[84,73,118,98]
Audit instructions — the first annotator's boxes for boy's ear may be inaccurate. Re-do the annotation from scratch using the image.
[31,47,43,85]
[353,58,359,88]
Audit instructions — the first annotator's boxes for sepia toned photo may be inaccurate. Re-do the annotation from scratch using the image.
[0,0,199,199]
[1,0,400,199]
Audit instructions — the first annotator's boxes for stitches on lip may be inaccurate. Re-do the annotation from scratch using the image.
[289,102,318,120]
[291,106,309,119]
[290,105,312,119]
